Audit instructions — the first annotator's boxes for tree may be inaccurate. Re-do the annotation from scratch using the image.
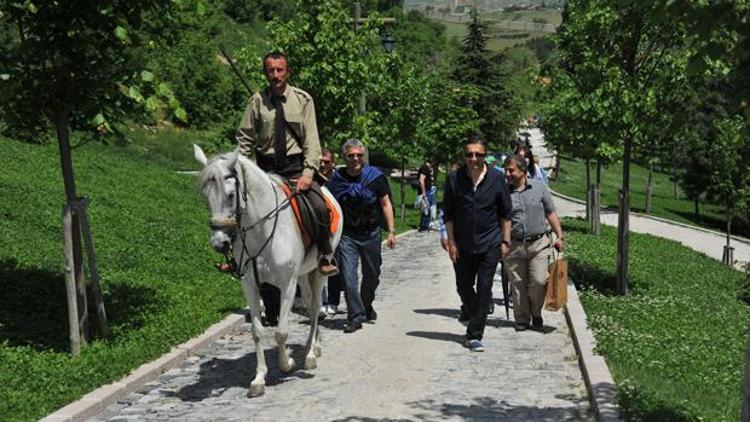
[0,0,182,354]
[257,0,389,148]
[453,10,520,149]
[548,0,690,294]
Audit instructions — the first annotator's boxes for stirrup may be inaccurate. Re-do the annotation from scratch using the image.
[318,259,339,276]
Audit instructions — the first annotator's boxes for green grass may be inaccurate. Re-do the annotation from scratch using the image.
[550,156,740,236]
[432,10,559,52]
[0,137,243,421]
[564,218,749,421]
[0,131,434,419]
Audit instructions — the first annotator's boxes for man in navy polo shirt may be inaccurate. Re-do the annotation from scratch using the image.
[443,136,512,352]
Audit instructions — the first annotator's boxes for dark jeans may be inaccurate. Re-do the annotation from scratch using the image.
[419,187,436,231]
[338,229,382,323]
[327,273,344,306]
[453,246,501,340]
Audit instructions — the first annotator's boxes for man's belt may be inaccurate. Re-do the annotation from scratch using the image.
[513,233,546,242]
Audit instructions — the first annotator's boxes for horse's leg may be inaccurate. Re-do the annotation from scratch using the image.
[312,272,326,358]
[276,277,296,374]
[241,278,267,397]
[304,271,324,369]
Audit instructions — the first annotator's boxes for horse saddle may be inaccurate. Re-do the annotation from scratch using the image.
[279,181,339,251]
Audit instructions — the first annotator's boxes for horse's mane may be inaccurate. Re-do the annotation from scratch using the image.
[197,152,281,196]
[197,152,235,196]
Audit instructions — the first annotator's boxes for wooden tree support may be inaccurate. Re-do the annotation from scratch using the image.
[62,196,108,356]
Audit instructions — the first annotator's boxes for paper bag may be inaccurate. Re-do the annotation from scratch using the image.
[544,256,568,311]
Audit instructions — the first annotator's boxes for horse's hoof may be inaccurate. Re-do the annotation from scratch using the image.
[314,345,322,357]
[249,383,265,397]
[280,357,295,373]
[304,356,317,370]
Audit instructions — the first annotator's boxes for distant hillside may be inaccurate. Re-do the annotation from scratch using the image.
[405,0,564,12]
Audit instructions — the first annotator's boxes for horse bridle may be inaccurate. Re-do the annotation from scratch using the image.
[214,169,291,284]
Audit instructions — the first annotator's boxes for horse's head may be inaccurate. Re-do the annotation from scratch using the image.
[194,144,241,254]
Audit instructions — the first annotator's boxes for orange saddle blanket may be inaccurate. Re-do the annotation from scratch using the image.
[279,183,340,249]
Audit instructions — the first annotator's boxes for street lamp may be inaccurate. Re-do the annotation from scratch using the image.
[381,29,395,54]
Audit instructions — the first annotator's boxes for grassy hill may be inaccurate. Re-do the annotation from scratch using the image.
[550,156,748,237]
[428,9,560,52]
[0,137,244,421]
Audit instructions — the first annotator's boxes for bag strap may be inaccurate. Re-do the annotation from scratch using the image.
[283,119,304,150]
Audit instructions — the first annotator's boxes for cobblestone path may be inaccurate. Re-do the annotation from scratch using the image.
[91,232,591,421]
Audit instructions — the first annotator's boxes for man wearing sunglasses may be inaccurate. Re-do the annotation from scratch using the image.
[443,136,512,352]
[327,139,397,333]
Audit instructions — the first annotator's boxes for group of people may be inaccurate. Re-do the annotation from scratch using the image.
[442,136,563,352]
[234,51,396,334]
[228,51,564,350]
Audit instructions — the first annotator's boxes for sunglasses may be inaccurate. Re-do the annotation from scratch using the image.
[464,152,486,159]
[320,159,333,164]
[346,153,364,159]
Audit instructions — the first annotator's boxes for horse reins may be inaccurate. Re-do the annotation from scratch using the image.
[219,170,291,287]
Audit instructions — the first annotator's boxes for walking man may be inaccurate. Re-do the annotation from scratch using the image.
[503,155,564,331]
[327,139,397,333]
[236,52,337,325]
[417,158,436,232]
[443,136,512,352]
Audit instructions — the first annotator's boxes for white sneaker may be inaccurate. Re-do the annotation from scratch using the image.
[326,305,337,315]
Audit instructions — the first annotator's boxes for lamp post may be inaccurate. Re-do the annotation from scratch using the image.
[352,2,396,115]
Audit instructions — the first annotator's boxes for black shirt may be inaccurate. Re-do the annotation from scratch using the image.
[417,164,433,194]
[339,169,391,233]
[442,165,512,254]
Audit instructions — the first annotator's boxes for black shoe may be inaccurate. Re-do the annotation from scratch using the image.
[262,316,278,327]
[532,316,543,328]
[514,323,528,332]
[488,302,495,315]
[343,320,362,333]
[366,307,378,322]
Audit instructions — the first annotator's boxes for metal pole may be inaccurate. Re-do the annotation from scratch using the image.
[354,3,366,115]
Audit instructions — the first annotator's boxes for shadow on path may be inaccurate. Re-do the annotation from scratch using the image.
[332,395,590,421]
[173,344,309,401]
[405,330,464,345]
[412,308,460,319]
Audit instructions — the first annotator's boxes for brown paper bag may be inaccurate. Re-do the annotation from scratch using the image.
[544,255,568,311]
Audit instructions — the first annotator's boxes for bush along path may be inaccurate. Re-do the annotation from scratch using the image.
[89,231,592,421]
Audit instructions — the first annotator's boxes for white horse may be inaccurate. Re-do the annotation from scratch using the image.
[193,145,343,397]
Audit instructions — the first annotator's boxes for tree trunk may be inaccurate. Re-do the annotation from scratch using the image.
[594,160,601,236]
[400,154,406,223]
[645,162,653,214]
[56,108,89,348]
[694,198,700,218]
[585,158,591,223]
[616,136,631,295]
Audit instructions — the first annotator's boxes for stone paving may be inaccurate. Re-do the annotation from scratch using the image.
[90,232,591,421]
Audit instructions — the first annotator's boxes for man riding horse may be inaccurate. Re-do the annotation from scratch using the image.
[236,52,337,275]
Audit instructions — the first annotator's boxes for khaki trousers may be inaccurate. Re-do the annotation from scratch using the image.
[504,235,551,325]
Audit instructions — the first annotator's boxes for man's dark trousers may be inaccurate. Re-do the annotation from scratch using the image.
[453,245,501,340]
[338,229,382,323]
